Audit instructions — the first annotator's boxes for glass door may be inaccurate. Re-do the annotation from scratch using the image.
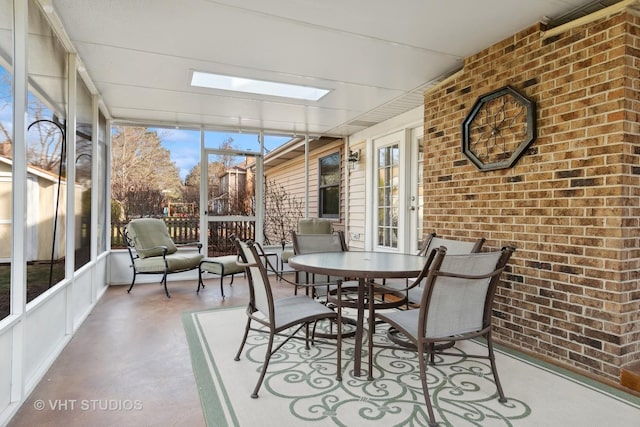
[374,131,402,252]
[408,127,424,253]
[372,127,423,253]
[203,147,262,256]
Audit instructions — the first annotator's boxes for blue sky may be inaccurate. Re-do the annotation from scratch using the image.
[157,129,290,180]
[0,67,12,138]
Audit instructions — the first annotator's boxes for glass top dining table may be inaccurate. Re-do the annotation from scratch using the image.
[288,251,426,378]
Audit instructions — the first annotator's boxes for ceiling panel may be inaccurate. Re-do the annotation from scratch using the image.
[50,0,617,136]
[206,0,593,54]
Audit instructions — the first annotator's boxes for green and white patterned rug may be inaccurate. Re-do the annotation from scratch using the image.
[183,307,640,426]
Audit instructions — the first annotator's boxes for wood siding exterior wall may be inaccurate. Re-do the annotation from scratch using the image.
[345,140,367,251]
[264,139,345,245]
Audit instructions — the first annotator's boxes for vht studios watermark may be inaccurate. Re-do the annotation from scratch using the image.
[34,399,143,411]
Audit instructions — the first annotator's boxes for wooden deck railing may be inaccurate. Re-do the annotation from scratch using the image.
[111,217,255,257]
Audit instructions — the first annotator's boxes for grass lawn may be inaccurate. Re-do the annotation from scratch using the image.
[0,262,65,319]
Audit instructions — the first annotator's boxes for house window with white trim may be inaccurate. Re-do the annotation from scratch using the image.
[319,153,339,218]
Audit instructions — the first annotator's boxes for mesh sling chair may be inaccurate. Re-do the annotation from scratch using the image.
[381,232,485,306]
[290,229,347,296]
[233,238,343,398]
[292,230,408,341]
[380,233,486,349]
[123,218,203,298]
[290,230,360,338]
[281,218,333,283]
[384,234,485,353]
[375,246,515,427]
[291,229,410,307]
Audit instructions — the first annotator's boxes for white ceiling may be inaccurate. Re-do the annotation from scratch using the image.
[50,0,615,137]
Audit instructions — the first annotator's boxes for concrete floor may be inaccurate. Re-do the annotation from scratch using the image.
[8,273,294,427]
[9,271,639,427]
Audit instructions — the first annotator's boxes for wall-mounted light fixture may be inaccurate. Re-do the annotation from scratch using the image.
[348,149,361,171]
[348,149,360,163]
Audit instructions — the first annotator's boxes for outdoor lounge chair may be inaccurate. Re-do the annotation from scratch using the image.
[375,245,515,427]
[233,238,343,398]
[123,218,203,298]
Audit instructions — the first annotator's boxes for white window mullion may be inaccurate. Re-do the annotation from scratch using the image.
[65,53,77,334]
[11,0,28,404]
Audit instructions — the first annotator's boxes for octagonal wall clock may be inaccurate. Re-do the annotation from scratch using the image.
[461,85,536,171]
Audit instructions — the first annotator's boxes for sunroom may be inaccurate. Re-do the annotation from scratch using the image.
[1,0,640,425]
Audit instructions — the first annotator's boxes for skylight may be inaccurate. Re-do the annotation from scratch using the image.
[191,71,330,101]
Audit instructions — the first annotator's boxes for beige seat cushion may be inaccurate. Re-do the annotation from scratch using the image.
[126,218,178,258]
[281,250,295,263]
[200,255,244,275]
[134,252,203,273]
[298,218,332,234]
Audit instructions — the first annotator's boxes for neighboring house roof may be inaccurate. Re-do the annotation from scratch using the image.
[0,155,65,184]
[224,165,247,173]
[256,136,341,171]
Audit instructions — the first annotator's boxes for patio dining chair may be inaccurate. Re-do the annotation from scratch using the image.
[291,231,408,340]
[381,232,485,305]
[281,218,333,281]
[289,230,359,338]
[290,230,347,295]
[233,238,343,398]
[123,218,203,298]
[291,230,408,307]
[375,245,515,427]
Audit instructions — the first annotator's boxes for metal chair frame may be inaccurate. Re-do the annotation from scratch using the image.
[122,220,202,298]
[233,238,343,398]
[375,246,515,427]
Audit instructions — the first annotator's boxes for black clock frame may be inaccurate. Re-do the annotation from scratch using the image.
[461,85,536,171]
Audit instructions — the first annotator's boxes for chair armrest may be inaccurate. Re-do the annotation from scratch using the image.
[372,278,419,293]
[235,259,253,268]
[140,245,169,256]
[175,242,203,253]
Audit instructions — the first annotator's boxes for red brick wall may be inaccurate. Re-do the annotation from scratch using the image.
[423,10,640,384]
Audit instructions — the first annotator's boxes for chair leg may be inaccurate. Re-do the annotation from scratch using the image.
[428,343,436,365]
[336,285,342,382]
[304,323,311,350]
[219,266,226,298]
[234,317,252,361]
[310,321,320,346]
[161,272,171,298]
[197,268,204,293]
[126,271,137,293]
[367,283,375,380]
[486,331,507,402]
[418,342,439,427]
[252,332,276,398]
[293,271,302,295]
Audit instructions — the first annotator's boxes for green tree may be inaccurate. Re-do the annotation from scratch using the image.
[111,126,182,218]
[0,70,12,154]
